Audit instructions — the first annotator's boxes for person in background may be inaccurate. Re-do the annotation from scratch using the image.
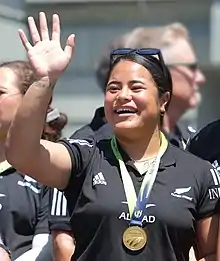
[0,60,67,260]
[49,188,75,261]
[5,12,219,261]
[187,120,220,260]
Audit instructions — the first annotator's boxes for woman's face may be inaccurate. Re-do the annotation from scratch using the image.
[0,68,23,139]
[104,60,168,137]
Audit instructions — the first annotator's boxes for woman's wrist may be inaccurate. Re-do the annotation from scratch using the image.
[0,243,11,259]
[33,76,57,90]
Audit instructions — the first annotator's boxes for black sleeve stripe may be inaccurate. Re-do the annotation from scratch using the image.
[51,189,68,217]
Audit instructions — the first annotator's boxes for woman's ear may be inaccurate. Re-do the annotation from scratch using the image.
[160,91,170,115]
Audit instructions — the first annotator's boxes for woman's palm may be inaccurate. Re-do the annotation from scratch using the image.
[19,12,75,81]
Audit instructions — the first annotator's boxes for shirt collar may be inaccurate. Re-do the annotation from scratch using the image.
[113,140,176,170]
[159,144,176,169]
[0,161,12,174]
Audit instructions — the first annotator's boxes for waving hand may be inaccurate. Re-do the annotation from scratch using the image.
[18,12,75,83]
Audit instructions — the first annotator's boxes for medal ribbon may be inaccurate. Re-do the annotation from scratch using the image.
[0,161,11,174]
[111,132,168,226]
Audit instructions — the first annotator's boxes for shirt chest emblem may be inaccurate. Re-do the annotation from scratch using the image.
[171,187,193,201]
[93,172,107,186]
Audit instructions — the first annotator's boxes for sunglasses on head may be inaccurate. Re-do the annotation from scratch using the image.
[110,48,167,76]
[167,62,198,71]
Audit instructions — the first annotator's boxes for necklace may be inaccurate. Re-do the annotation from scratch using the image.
[133,156,157,175]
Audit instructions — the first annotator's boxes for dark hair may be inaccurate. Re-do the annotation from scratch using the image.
[0,60,68,142]
[95,35,127,93]
[107,53,172,111]
[42,108,68,141]
[95,52,110,93]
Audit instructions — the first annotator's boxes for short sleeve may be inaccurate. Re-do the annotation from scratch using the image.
[34,186,50,235]
[49,188,72,232]
[59,137,95,178]
[59,138,96,217]
[196,162,220,220]
[70,125,95,140]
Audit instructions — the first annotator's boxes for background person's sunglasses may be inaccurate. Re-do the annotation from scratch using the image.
[110,48,167,76]
[167,62,198,72]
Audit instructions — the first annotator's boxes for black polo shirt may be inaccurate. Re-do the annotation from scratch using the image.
[49,107,112,232]
[60,137,219,261]
[0,166,50,260]
[49,108,195,233]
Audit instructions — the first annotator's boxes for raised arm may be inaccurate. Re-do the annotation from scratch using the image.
[5,12,75,188]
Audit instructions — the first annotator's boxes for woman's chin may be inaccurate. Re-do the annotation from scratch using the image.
[113,121,139,132]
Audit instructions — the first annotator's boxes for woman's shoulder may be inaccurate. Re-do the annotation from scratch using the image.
[168,143,212,169]
[167,144,217,193]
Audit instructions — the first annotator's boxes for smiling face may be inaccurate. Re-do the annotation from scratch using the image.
[104,59,169,138]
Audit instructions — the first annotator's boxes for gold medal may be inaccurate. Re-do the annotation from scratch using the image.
[123,226,147,251]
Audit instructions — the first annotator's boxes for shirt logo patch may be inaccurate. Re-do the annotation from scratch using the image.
[212,160,220,173]
[66,139,93,147]
[171,187,193,201]
[51,189,67,216]
[17,181,41,194]
[93,172,107,186]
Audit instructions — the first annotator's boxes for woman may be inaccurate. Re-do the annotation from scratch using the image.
[0,60,67,260]
[6,13,219,261]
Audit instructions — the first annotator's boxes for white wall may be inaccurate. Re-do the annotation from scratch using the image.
[0,4,27,62]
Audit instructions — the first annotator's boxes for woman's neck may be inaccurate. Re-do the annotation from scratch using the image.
[116,128,161,161]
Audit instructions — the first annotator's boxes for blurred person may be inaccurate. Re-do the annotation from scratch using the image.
[5,12,219,261]
[49,188,75,261]
[96,23,206,148]
[0,60,67,260]
[187,120,220,260]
